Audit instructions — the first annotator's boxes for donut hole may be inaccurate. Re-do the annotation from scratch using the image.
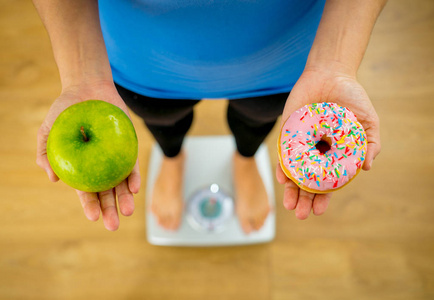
[315,136,332,154]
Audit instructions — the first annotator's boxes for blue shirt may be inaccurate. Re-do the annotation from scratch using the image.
[99,0,325,99]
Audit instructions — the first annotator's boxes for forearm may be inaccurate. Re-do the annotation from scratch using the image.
[306,0,388,76]
[32,0,112,89]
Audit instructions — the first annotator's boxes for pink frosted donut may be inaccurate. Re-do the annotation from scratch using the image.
[278,102,367,193]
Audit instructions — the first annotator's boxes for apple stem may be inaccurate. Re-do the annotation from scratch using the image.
[80,126,89,142]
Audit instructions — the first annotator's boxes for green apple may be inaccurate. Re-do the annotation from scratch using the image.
[47,100,138,192]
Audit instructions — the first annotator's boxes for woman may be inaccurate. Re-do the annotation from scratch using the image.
[34,0,384,232]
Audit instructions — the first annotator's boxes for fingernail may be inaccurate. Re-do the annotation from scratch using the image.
[369,160,373,169]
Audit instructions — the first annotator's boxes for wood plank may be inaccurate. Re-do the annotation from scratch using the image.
[0,0,433,299]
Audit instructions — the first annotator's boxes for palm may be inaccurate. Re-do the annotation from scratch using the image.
[36,81,141,230]
[277,69,381,219]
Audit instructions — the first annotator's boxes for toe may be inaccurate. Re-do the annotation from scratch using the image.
[167,214,182,231]
[240,218,253,234]
[252,218,264,231]
[161,214,172,230]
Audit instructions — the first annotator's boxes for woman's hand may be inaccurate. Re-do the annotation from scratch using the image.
[277,66,381,220]
[36,80,141,231]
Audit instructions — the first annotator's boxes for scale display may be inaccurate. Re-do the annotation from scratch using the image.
[186,184,233,233]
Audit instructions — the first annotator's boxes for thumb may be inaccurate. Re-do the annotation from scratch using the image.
[280,96,298,128]
[279,89,313,130]
[362,117,381,171]
[127,159,141,194]
[36,124,59,182]
[276,160,289,185]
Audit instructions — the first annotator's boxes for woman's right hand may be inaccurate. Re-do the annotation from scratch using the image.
[36,80,141,231]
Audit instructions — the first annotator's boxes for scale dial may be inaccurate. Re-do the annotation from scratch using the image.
[186,184,233,232]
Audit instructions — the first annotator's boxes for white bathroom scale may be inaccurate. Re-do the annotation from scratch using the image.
[145,135,276,247]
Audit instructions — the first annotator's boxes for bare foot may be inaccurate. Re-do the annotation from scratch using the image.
[233,152,272,234]
[150,151,185,231]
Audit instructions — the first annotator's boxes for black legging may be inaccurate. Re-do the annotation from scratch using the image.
[115,83,288,158]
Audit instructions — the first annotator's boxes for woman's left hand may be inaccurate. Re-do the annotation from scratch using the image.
[277,66,381,219]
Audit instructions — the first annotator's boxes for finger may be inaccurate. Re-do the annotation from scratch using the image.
[295,189,315,220]
[363,140,381,171]
[283,180,299,210]
[36,124,59,182]
[362,116,381,171]
[277,161,300,210]
[276,161,289,185]
[76,190,100,221]
[312,193,332,216]
[98,189,120,231]
[128,159,141,194]
[115,179,135,216]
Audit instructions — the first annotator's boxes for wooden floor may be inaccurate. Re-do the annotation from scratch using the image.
[1,1,433,299]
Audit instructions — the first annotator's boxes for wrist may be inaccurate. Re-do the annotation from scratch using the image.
[56,43,113,90]
[60,69,113,92]
[61,78,115,96]
[304,58,358,79]
[305,25,361,78]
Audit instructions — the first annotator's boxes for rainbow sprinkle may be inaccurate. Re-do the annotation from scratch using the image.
[280,102,367,191]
